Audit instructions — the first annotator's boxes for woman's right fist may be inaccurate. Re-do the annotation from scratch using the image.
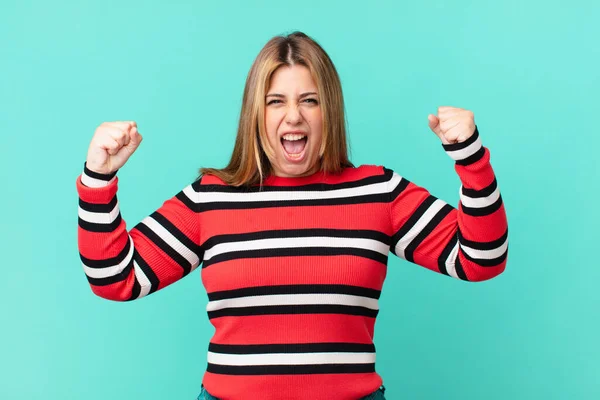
[86,121,143,175]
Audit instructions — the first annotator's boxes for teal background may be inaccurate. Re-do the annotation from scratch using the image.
[1,0,598,398]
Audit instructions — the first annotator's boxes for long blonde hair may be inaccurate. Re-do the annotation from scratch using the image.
[200,31,353,186]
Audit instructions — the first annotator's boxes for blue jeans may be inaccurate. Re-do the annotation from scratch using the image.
[197,384,386,399]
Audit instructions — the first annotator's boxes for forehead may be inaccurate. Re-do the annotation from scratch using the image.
[268,64,317,91]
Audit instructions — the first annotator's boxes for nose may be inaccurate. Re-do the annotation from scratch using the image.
[285,105,302,125]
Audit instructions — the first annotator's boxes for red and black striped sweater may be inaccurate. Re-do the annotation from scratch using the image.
[76,127,508,399]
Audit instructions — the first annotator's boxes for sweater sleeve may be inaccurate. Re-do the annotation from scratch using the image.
[387,126,508,282]
[76,162,204,301]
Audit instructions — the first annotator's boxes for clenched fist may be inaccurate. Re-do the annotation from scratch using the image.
[86,121,143,175]
[427,106,476,145]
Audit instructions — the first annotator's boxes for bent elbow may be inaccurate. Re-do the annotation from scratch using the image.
[88,279,140,302]
[466,260,507,282]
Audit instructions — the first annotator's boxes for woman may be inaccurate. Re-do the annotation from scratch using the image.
[76,31,508,399]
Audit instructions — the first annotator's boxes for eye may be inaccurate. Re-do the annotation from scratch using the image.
[304,98,318,104]
[267,99,282,105]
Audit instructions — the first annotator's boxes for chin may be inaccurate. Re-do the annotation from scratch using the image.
[274,158,318,177]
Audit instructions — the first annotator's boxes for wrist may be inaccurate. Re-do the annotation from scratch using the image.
[81,162,118,188]
[442,126,484,166]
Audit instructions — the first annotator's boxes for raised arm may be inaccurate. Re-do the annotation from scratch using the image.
[76,121,203,301]
[388,109,508,282]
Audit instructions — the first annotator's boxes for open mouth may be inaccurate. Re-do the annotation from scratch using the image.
[281,133,308,160]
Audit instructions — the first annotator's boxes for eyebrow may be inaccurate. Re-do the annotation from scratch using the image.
[265,92,318,98]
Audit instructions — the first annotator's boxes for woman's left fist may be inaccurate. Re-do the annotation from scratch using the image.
[428,106,476,145]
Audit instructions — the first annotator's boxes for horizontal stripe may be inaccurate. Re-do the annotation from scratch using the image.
[202,228,391,250]
[204,234,389,262]
[202,247,388,268]
[458,228,508,250]
[181,171,403,212]
[89,254,156,294]
[78,196,118,213]
[460,182,501,209]
[458,229,509,262]
[202,229,390,269]
[191,193,393,212]
[460,247,508,267]
[81,173,115,188]
[199,170,393,193]
[81,167,116,188]
[207,351,375,366]
[442,126,482,163]
[462,178,498,198]
[80,236,131,268]
[206,293,379,313]
[208,342,375,354]
[206,362,375,375]
[461,242,508,261]
[82,235,134,279]
[442,230,508,278]
[78,199,120,224]
[207,304,379,319]
[461,194,504,216]
[78,213,122,233]
[86,263,132,286]
[207,284,381,301]
[192,179,393,201]
[456,146,485,166]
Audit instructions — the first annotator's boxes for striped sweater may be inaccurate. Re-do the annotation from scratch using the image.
[76,127,508,400]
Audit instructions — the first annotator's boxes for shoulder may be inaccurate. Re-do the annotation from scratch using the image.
[350,164,409,192]
[198,173,227,186]
[350,164,395,178]
[348,163,383,174]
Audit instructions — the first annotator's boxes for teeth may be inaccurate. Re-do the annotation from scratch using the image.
[282,133,307,141]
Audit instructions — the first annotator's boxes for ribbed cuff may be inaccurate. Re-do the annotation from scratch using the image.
[442,126,485,166]
[81,162,118,188]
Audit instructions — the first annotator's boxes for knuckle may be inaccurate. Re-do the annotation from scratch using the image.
[96,128,109,138]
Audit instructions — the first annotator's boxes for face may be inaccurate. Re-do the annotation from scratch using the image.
[264,64,323,177]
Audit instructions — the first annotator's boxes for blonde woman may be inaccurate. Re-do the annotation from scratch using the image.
[76,31,508,400]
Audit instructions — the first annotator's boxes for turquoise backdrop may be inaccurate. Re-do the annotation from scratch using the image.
[1,0,598,398]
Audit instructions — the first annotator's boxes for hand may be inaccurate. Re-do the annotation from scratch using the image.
[86,121,143,175]
[427,106,476,145]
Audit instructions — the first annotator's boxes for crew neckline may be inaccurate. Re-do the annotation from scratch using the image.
[261,169,329,186]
